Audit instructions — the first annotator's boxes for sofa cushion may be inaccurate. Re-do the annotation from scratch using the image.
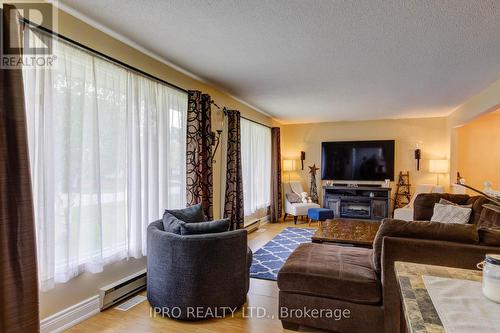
[469,197,497,225]
[372,219,479,272]
[278,243,381,305]
[179,219,230,235]
[478,227,500,246]
[477,204,500,229]
[165,203,206,223]
[413,193,471,221]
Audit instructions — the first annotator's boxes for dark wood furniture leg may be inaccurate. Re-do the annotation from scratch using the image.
[281,321,300,331]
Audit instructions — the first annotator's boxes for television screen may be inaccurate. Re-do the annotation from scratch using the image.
[321,140,395,181]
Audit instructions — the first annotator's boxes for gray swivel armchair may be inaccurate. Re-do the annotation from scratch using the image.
[147,220,252,320]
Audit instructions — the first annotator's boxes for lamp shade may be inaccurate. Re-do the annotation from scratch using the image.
[283,159,296,172]
[429,159,449,174]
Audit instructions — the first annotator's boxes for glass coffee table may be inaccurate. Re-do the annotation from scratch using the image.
[311,218,381,248]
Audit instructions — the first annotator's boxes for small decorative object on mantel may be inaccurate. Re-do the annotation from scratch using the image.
[308,164,319,204]
[394,171,411,209]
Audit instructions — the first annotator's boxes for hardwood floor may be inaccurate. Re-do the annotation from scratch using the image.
[68,219,323,333]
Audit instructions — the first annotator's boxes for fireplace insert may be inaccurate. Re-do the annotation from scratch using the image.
[340,200,371,218]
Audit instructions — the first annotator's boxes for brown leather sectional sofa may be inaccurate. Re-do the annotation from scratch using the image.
[277,193,500,332]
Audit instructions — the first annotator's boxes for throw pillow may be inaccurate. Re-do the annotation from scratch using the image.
[165,203,206,223]
[162,211,185,234]
[180,219,230,235]
[430,203,472,224]
[477,204,500,229]
[286,192,302,203]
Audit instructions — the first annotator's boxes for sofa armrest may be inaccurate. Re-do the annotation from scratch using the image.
[381,236,500,333]
[372,218,478,272]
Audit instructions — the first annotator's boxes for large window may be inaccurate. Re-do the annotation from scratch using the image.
[240,118,271,216]
[23,29,187,290]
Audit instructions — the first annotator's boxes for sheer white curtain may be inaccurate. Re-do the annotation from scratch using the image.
[240,118,272,216]
[23,29,187,291]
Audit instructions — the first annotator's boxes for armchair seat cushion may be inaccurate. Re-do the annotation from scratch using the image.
[288,202,321,216]
[278,243,381,305]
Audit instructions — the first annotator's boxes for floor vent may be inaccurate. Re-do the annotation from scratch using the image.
[99,269,146,310]
[114,295,147,311]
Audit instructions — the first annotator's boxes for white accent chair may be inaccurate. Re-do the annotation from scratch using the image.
[284,181,321,224]
[393,184,444,221]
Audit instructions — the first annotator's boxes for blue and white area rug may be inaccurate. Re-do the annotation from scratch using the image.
[250,227,315,281]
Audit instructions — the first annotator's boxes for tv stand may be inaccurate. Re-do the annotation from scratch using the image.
[322,185,391,220]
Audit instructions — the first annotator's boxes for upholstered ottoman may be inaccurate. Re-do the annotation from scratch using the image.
[307,208,334,226]
[277,242,383,332]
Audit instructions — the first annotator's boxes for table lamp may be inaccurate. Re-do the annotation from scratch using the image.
[429,159,449,186]
[283,159,296,183]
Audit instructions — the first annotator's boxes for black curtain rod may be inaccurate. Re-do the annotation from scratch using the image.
[210,101,272,129]
[20,17,188,94]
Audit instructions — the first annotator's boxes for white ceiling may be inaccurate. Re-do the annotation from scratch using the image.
[59,0,500,124]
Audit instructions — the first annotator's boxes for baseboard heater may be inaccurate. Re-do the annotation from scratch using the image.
[99,269,147,310]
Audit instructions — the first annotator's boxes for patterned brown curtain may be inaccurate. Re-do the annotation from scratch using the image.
[270,127,282,222]
[186,90,213,219]
[223,110,244,230]
[0,6,40,332]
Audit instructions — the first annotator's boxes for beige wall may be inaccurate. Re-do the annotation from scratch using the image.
[457,111,500,191]
[39,8,278,319]
[281,117,450,205]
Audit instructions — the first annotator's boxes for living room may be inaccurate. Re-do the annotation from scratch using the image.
[1,1,500,333]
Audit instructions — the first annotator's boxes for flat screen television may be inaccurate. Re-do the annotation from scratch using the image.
[321,140,395,181]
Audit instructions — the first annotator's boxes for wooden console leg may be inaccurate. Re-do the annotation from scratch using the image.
[281,321,300,331]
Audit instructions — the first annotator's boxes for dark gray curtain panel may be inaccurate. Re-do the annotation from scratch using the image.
[0,6,40,332]
[223,110,244,230]
[186,90,213,219]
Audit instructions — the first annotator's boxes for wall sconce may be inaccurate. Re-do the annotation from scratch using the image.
[300,151,305,170]
[414,144,421,171]
[211,129,223,162]
[209,100,226,164]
